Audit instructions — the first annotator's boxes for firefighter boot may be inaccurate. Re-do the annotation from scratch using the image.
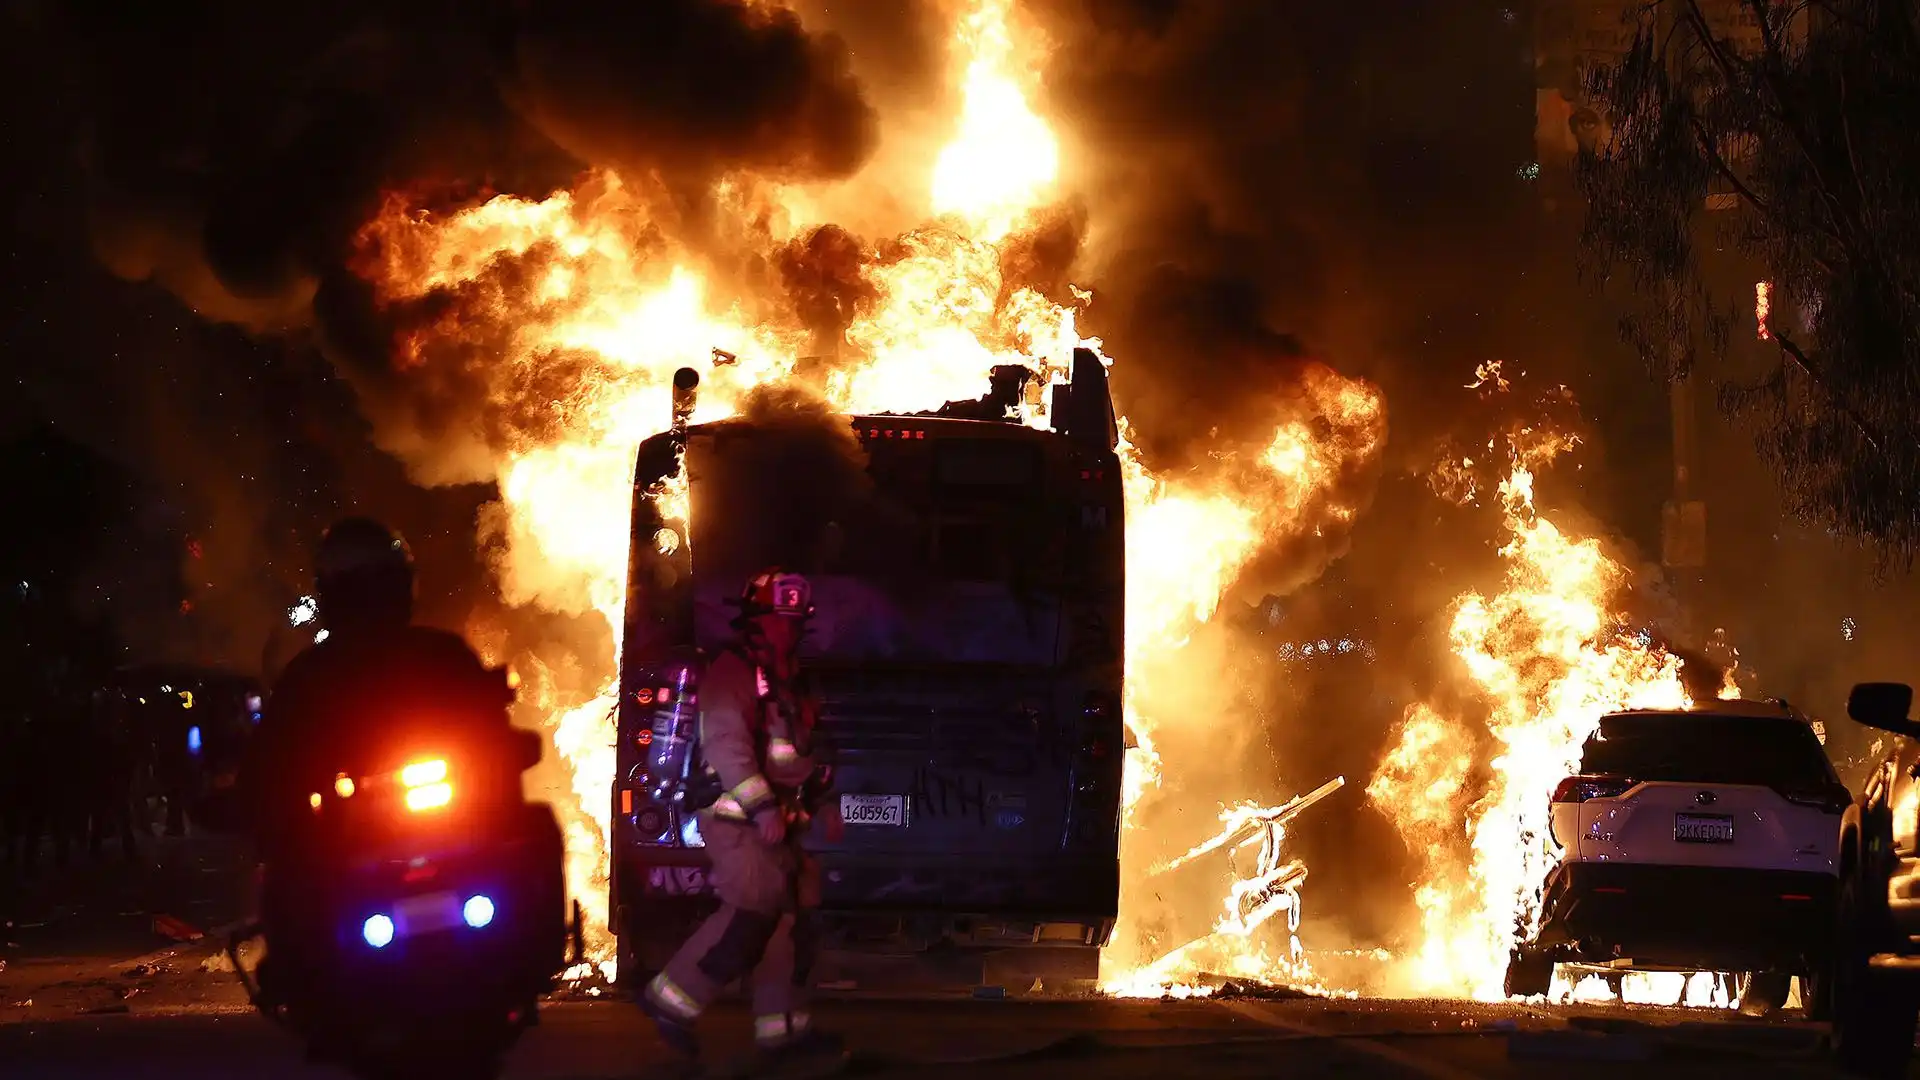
[639,992,701,1063]
[750,1029,849,1079]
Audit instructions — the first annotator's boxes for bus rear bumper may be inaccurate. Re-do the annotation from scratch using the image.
[614,847,1118,952]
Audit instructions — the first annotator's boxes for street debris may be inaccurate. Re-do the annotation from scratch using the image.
[202,942,260,974]
[123,963,161,979]
[546,961,616,1001]
[152,915,204,942]
[1192,976,1315,1001]
[1115,776,1347,995]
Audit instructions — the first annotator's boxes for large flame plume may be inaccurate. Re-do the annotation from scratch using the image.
[347,0,1384,974]
[1367,368,1739,1001]
[1105,371,1384,993]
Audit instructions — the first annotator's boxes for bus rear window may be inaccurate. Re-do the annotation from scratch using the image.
[935,439,1040,491]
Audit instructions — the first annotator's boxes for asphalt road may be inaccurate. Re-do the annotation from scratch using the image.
[1,833,253,963]
[0,841,1904,1079]
[0,948,1891,1080]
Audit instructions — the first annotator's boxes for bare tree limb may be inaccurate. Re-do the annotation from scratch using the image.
[1769,329,1883,453]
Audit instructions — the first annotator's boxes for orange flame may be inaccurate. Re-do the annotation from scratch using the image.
[350,1,1383,979]
[1369,381,1739,1000]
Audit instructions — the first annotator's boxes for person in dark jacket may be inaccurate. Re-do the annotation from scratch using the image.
[240,518,517,1001]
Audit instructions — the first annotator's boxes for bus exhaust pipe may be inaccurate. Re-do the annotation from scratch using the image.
[672,367,700,437]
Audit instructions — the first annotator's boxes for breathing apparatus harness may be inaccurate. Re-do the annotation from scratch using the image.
[683,570,833,821]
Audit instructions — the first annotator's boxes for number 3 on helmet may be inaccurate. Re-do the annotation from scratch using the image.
[740,568,813,619]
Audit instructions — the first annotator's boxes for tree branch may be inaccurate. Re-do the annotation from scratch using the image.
[1769,329,1884,453]
[1743,0,1859,245]
[1687,114,1771,216]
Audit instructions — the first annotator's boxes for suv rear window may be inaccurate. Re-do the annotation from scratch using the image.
[1578,714,1836,789]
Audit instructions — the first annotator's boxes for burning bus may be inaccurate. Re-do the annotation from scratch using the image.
[609,348,1124,985]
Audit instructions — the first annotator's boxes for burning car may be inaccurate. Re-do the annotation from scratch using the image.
[1505,699,1847,1011]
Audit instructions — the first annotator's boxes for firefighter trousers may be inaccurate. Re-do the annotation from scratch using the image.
[645,814,818,1049]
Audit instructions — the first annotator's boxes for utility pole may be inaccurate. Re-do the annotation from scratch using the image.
[1663,365,1707,641]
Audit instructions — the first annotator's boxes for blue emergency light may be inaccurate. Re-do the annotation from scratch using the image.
[363,914,395,949]
[187,726,203,755]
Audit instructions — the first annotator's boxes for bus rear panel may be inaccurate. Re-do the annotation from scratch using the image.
[612,357,1122,970]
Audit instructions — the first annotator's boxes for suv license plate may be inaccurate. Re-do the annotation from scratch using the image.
[1674,813,1734,843]
[840,794,906,827]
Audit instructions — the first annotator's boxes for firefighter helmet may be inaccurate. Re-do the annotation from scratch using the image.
[734,567,814,620]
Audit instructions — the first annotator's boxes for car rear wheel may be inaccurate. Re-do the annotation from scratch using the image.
[1799,967,1835,1022]
[1504,950,1553,999]
[1737,971,1792,1016]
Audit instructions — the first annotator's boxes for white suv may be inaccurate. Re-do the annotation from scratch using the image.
[1505,700,1849,1008]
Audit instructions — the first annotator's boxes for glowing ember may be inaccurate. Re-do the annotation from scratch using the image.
[1755,280,1772,341]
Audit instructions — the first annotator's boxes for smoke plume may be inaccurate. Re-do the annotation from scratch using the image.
[56,0,876,336]
[689,383,880,579]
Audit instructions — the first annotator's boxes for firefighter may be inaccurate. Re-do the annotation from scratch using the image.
[642,568,842,1072]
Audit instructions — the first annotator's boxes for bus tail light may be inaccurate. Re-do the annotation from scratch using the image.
[1070,691,1123,849]
[616,659,701,847]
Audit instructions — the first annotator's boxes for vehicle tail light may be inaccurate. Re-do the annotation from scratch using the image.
[1069,691,1122,848]
[635,805,670,839]
[1551,776,1635,803]
[397,757,453,812]
[1780,784,1852,815]
[405,782,453,812]
[398,759,448,787]
[617,660,699,847]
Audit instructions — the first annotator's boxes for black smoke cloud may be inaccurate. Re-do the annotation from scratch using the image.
[59,0,877,332]
[1007,2,1576,954]
[1026,0,1544,468]
[689,383,904,585]
[0,0,880,671]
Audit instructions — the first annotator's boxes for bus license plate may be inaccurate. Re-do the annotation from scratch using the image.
[1674,813,1734,843]
[840,794,906,827]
